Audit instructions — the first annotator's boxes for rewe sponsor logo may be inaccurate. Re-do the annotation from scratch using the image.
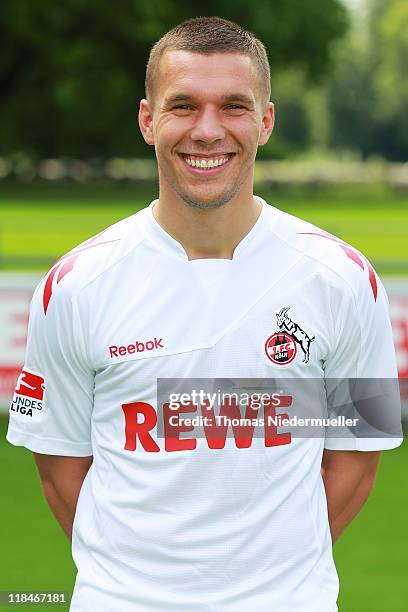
[10,368,45,418]
[121,396,293,453]
[109,337,164,358]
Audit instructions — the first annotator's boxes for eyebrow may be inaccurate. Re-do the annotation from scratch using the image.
[164,94,193,105]
[224,94,254,105]
[164,93,255,106]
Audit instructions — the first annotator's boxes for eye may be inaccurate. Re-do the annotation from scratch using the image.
[172,104,193,111]
[224,104,246,112]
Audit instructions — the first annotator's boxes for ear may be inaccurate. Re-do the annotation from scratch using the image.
[138,99,155,146]
[258,102,275,146]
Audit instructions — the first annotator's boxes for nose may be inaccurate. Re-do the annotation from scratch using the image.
[190,106,226,144]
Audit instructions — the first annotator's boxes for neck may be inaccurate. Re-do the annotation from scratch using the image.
[153,181,261,260]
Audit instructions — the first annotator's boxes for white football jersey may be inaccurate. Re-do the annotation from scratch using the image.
[7,197,402,612]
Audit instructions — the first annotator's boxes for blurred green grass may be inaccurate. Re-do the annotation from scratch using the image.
[0,416,75,612]
[0,183,407,272]
[0,416,406,612]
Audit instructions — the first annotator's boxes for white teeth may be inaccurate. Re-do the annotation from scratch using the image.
[184,155,231,169]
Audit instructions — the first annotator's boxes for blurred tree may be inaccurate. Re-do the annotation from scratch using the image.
[327,34,378,158]
[260,68,311,159]
[0,0,348,157]
[326,0,408,161]
[370,0,408,159]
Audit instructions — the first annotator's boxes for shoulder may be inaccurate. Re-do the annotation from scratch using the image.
[33,206,151,317]
[263,202,379,305]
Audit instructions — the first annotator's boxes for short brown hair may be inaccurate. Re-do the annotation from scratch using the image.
[145,17,271,106]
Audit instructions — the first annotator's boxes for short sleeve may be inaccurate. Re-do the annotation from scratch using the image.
[323,274,403,451]
[6,276,94,456]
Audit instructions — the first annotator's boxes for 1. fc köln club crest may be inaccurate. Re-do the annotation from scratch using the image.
[265,307,315,366]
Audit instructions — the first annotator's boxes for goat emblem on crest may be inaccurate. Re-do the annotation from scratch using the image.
[275,307,315,364]
[265,307,315,366]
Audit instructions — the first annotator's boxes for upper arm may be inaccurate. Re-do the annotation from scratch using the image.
[321,449,381,490]
[33,453,93,487]
[322,449,381,474]
[321,449,382,542]
[33,452,93,540]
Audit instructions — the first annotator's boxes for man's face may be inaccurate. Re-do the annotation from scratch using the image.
[139,50,274,209]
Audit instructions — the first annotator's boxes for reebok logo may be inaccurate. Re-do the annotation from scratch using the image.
[109,337,164,358]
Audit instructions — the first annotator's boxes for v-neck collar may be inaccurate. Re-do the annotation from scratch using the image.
[144,196,269,262]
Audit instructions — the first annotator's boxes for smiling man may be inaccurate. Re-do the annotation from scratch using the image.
[139,26,274,259]
[7,16,402,612]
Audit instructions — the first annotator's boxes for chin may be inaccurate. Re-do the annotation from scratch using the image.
[181,193,234,210]
[177,185,240,210]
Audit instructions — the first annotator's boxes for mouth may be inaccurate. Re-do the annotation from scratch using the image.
[178,152,236,174]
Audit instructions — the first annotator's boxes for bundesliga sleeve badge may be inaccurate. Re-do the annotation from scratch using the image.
[9,368,46,419]
[265,307,315,366]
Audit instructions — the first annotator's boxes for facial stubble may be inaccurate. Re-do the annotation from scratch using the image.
[157,152,254,210]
